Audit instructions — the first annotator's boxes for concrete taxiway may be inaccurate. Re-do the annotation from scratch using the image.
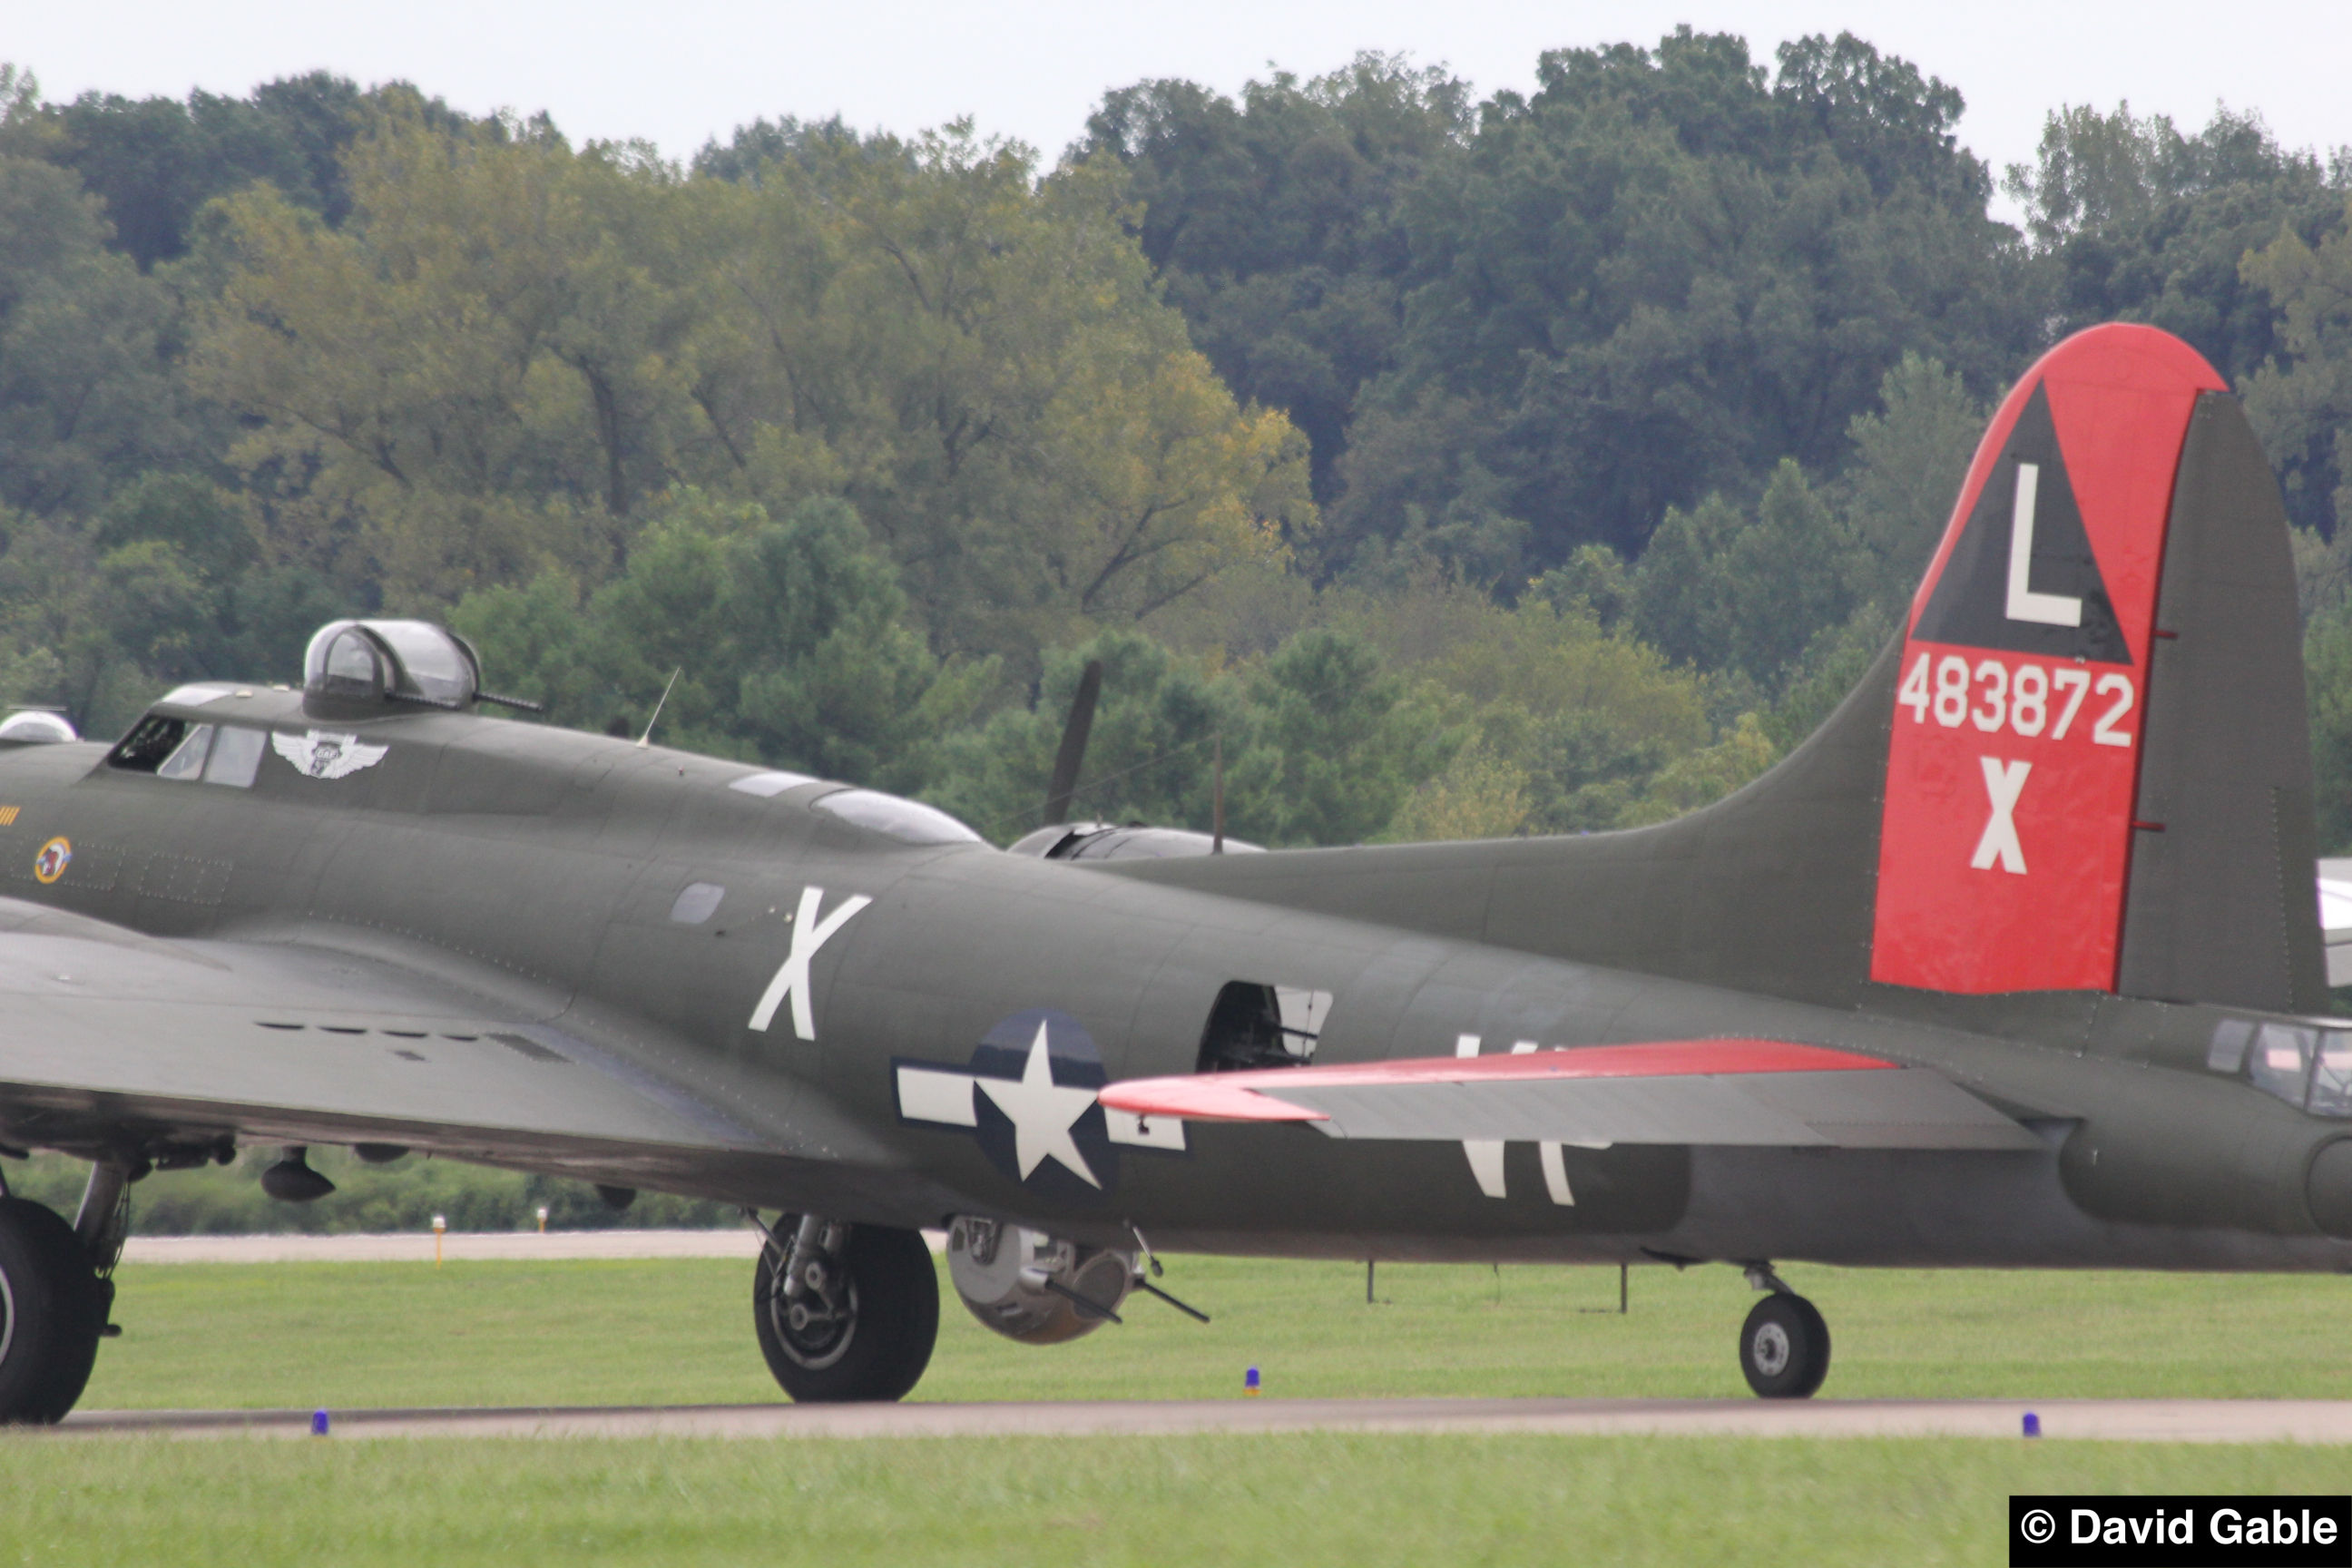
[120,1229,770,1264]
[118,1229,947,1263]
[50,1398,2352,1443]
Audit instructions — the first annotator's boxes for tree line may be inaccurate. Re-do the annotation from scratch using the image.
[3,35,2351,850]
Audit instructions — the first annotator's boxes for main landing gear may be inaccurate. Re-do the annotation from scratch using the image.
[1737,1264,1830,1400]
[0,1166,125,1425]
[750,1214,938,1403]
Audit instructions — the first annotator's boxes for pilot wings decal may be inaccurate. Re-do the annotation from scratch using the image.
[271,729,389,781]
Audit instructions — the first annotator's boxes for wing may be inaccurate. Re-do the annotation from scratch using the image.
[0,897,772,1180]
[1098,1039,2042,1152]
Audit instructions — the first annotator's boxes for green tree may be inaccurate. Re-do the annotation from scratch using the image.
[1331,29,2028,575]
[1329,576,1710,834]
[2242,194,2352,548]
[926,629,1253,843]
[199,113,1310,671]
[1242,628,1455,845]
[2008,103,2349,540]
[0,155,189,514]
[454,493,993,792]
[1839,352,1983,608]
[2308,603,2352,853]
[1078,54,1472,500]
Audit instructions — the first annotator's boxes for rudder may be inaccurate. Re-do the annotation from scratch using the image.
[1870,322,2326,1009]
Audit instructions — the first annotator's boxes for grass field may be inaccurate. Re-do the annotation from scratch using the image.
[6,1434,2349,1567]
[3,1256,2347,1566]
[60,1253,2352,1406]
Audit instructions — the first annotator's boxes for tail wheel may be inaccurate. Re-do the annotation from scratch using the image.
[1739,1291,1830,1400]
[0,1198,108,1425]
[752,1222,938,1404]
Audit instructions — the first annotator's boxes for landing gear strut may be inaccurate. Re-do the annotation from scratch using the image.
[1737,1264,1830,1400]
[750,1214,937,1403]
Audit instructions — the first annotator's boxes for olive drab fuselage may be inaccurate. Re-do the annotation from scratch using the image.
[4,685,2348,1275]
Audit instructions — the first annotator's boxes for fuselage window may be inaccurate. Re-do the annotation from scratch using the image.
[156,723,216,780]
[730,770,820,799]
[204,726,267,789]
[106,714,191,774]
[2309,1034,2352,1118]
[2205,1018,2254,1073]
[1195,981,1325,1073]
[811,789,983,846]
[670,882,726,925]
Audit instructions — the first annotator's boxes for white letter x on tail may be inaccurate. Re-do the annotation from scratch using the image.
[1970,758,2031,875]
[750,886,872,1039]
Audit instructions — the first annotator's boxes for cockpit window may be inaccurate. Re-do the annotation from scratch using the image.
[157,723,214,780]
[204,726,267,788]
[2311,1036,2352,1118]
[2215,1018,2352,1118]
[106,714,190,773]
[811,789,983,846]
[2239,1029,2314,1104]
[2249,1023,2311,1104]
[103,716,267,787]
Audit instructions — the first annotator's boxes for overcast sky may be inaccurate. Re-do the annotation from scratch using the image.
[8,0,2347,194]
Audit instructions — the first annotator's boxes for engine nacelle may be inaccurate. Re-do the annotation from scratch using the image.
[946,1217,1134,1345]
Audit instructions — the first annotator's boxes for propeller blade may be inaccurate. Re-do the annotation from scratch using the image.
[1042,659,1103,826]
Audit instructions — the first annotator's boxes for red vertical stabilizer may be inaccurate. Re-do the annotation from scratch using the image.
[1871,326,2226,995]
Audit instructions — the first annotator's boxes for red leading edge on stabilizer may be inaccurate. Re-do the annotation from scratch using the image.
[1098,1039,1895,1123]
[1870,325,2227,995]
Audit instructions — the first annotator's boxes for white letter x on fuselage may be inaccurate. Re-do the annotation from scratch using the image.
[749,886,872,1040]
[1970,757,2031,875]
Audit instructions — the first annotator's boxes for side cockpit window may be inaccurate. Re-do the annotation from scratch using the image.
[106,715,266,789]
[156,723,214,779]
[2210,1017,2352,1118]
[107,715,188,773]
[205,726,266,787]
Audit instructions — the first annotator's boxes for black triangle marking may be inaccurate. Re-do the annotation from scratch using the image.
[1912,383,2131,664]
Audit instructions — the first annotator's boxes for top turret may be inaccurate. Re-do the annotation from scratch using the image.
[301,620,540,719]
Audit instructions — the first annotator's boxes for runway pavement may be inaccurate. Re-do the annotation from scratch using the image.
[119,1229,955,1263]
[50,1397,2352,1443]
[120,1229,773,1264]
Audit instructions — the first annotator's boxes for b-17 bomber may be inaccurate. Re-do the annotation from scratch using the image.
[0,323,2347,1417]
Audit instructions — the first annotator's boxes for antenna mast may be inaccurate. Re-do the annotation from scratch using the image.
[637,668,681,749]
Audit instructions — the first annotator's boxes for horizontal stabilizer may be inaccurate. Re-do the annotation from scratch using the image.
[1099,1039,2041,1152]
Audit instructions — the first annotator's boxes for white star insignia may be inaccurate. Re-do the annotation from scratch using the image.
[974,1021,1102,1189]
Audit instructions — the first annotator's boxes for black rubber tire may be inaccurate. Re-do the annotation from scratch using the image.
[1739,1291,1830,1400]
[752,1224,938,1404]
[0,1198,107,1425]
